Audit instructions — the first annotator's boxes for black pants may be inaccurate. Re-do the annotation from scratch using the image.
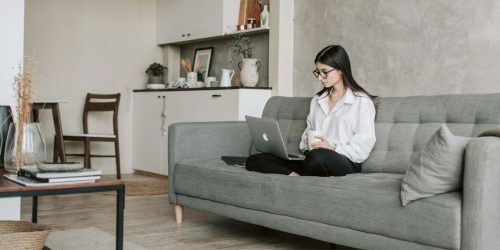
[246,149,361,177]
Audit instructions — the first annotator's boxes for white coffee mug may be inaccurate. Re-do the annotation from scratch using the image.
[205,76,216,87]
[307,130,322,150]
[187,72,197,83]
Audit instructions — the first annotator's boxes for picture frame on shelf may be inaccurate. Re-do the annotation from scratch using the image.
[193,47,213,83]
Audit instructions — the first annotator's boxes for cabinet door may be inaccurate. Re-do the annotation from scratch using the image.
[132,92,165,175]
[237,89,271,120]
[161,91,200,174]
[196,90,239,121]
[157,0,224,44]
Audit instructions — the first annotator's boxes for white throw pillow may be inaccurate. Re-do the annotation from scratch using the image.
[400,124,471,206]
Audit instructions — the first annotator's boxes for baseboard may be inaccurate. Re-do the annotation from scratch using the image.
[133,169,168,179]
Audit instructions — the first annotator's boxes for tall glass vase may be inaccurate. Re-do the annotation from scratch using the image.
[4,122,46,173]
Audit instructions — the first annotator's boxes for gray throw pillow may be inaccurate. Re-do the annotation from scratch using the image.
[400,124,471,206]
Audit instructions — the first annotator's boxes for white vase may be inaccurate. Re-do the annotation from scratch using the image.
[238,58,261,87]
[260,5,269,28]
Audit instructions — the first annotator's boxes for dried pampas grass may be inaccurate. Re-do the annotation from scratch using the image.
[11,56,38,168]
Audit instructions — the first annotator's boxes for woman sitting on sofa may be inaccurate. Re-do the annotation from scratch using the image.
[246,45,377,177]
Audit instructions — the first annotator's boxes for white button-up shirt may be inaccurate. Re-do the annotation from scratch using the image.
[299,88,376,163]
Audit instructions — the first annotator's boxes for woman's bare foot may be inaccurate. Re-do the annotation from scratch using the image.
[289,171,300,176]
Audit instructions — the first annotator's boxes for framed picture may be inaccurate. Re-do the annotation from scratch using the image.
[193,47,213,83]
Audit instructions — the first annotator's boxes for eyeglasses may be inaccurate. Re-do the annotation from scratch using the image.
[313,68,336,79]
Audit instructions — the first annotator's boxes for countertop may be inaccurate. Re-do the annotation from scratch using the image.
[133,86,272,92]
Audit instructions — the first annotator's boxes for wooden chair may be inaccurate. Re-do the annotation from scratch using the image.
[59,93,122,179]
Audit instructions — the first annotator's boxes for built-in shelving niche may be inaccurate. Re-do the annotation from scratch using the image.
[177,29,269,87]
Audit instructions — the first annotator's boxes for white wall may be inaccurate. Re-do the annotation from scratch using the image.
[24,0,162,174]
[0,0,24,107]
[0,0,24,220]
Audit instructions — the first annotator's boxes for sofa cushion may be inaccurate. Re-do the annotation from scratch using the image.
[401,125,471,206]
[363,94,500,174]
[174,157,461,249]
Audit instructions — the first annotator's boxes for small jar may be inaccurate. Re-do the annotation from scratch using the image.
[237,24,246,31]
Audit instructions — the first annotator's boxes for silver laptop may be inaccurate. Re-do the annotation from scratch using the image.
[245,115,305,161]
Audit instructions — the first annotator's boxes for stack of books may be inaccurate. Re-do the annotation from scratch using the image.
[5,165,102,187]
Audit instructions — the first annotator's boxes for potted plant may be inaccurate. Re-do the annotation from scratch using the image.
[145,62,167,87]
[229,33,261,87]
[230,33,255,59]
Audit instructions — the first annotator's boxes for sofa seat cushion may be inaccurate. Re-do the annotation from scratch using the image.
[174,157,461,249]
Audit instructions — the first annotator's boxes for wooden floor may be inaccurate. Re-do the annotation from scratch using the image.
[20,174,352,249]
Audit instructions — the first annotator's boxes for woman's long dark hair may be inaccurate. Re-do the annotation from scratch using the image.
[315,45,378,106]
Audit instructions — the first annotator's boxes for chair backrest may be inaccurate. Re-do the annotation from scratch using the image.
[261,93,500,174]
[83,93,121,135]
[0,105,13,164]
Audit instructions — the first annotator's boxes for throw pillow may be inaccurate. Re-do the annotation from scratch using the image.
[479,128,500,137]
[400,124,471,206]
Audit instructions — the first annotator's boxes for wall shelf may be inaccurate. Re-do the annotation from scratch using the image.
[165,27,269,46]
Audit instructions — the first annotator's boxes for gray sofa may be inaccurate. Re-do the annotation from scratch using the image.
[168,94,500,250]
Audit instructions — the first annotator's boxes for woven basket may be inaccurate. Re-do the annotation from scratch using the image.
[0,221,51,250]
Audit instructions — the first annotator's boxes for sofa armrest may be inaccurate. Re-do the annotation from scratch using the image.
[168,121,252,204]
[462,137,500,250]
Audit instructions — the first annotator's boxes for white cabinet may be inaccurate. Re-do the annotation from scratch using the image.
[157,0,240,44]
[132,88,271,175]
[196,90,239,121]
[132,92,166,175]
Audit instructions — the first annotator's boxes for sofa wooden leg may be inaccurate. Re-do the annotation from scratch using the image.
[175,205,183,224]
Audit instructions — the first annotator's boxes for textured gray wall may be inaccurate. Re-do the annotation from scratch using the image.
[293,0,500,97]
[180,32,269,87]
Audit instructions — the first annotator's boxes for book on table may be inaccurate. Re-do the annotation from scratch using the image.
[19,166,102,178]
[17,171,101,183]
[12,165,102,184]
[4,174,97,187]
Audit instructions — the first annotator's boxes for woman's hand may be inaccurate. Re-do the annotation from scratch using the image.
[310,135,335,151]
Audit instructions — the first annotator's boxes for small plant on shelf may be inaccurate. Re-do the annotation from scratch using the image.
[146,62,167,77]
[145,62,167,85]
[229,33,255,59]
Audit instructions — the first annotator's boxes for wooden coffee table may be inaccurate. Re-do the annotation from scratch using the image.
[0,168,125,250]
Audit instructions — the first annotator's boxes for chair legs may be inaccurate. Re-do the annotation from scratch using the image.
[53,135,59,162]
[114,140,121,179]
[60,137,121,179]
[84,139,91,169]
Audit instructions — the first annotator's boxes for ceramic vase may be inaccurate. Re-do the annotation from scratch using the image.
[4,122,46,173]
[238,58,261,87]
[148,75,164,84]
[260,5,269,28]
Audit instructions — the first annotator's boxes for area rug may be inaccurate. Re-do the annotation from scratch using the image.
[100,175,168,196]
[123,177,167,196]
[45,227,146,250]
